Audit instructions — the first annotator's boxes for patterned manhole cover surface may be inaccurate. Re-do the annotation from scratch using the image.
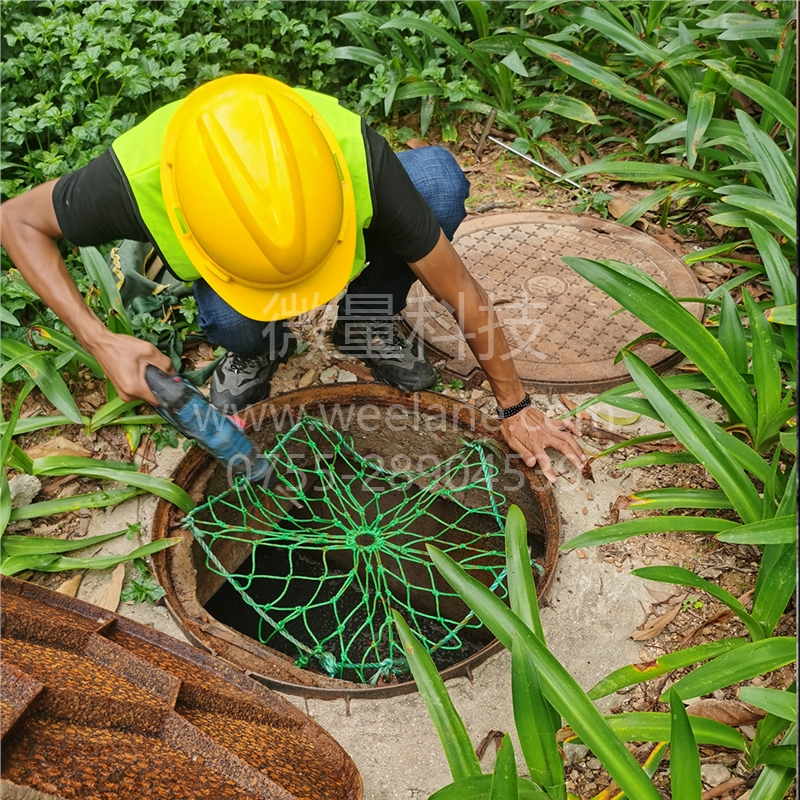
[402,212,702,393]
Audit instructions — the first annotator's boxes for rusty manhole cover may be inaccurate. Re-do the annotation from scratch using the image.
[1,578,362,800]
[402,212,702,392]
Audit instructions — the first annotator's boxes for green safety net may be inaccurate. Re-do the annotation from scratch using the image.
[184,415,527,685]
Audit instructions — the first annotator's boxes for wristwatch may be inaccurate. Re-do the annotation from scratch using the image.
[496,393,532,420]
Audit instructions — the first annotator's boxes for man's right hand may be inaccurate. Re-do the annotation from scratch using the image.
[91,332,175,406]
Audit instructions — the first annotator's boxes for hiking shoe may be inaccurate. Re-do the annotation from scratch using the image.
[331,317,437,392]
[209,352,281,412]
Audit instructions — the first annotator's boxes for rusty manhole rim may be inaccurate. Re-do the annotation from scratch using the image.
[152,384,561,699]
[402,211,703,393]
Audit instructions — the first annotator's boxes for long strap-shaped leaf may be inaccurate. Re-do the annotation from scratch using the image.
[739,687,797,723]
[588,639,746,700]
[631,565,763,641]
[666,637,797,701]
[1,382,34,537]
[743,290,783,449]
[751,464,797,636]
[80,246,133,335]
[561,258,757,432]
[562,515,737,552]
[748,683,795,769]
[564,710,748,752]
[627,488,734,510]
[747,724,796,800]
[506,506,563,795]
[9,487,145,521]
[1,339,82,423]
[720,194,796,244]
[490,733,519,800]
[427,546,663,800]
[429,776,549,800]
[512,641,565,799]
[717,515,796,545]
[621,351,761,524]
[1,537,179,576]
[734,111,796,211]
[392,611,482,782]
[669,688,703,799]
[702,59,797,134]
[31,455,194,513]
[523,38,680,121]
[2,529,127,556]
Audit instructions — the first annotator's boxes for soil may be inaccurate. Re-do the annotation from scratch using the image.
[3,134,794,800]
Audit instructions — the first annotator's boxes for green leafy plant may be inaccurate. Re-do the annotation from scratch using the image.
[0,527,179,577]
[121,557,167,605]
[519,1,796,277]
[397,506,796,798]
[1,381,194,540]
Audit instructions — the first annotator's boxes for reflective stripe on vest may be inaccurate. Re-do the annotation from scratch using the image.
[112,89,373,284]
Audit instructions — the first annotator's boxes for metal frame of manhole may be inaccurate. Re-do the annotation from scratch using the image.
[402,211,703,392]
[151,384,560,700]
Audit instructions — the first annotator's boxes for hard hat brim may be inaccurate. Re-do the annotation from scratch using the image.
[195,215,356,321]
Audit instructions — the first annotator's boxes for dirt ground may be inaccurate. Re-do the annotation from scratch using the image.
[4,136,795,799]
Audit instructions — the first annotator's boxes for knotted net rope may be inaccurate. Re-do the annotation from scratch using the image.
[184,415,524,685]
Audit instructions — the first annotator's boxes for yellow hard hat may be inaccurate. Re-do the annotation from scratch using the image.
[161,74,356,321]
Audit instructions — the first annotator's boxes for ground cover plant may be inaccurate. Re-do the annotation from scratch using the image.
[1,1,796,796]
[396,506,796,798]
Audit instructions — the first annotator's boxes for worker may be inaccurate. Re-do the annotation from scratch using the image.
[0,74,586,483]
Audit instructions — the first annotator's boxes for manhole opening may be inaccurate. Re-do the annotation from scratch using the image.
[200,468,545,684]
[186,412,547,687]
[154,387,560,697]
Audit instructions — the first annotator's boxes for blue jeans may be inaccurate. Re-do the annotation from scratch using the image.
[195,146,470,357]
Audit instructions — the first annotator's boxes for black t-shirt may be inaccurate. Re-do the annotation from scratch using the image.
[52,124,441,267]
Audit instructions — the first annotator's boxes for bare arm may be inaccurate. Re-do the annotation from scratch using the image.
[409,230,587,483]
[0,180,173,405]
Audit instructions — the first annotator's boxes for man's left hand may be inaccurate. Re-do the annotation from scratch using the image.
[501,406,587,484]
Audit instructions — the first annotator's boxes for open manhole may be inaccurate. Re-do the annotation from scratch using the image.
[1,577,362,800]
[152,385,560,699]
[402,211,702,392]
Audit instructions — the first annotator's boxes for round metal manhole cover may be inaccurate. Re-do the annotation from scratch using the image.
[402,212,702,393]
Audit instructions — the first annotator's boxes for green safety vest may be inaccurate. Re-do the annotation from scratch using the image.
[112,88,373,283]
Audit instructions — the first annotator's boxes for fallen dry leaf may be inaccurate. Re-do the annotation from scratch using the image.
[559,394,590,421]
[56,574,84,597]
[475,730,505,760]
[20,403,44,419]
[26,436,92,460]
[405,138,430,149]
[686,699,765,727]
[607,197,633,220]
[40,475,78,497]
[679,589,754,647]
[644,585,676,605]
[701,778,747,800]
[630,598,684,641]
[89,563,125,612]
[649,230,686,256]
[613,494,631,512]
[335,361,376,382]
